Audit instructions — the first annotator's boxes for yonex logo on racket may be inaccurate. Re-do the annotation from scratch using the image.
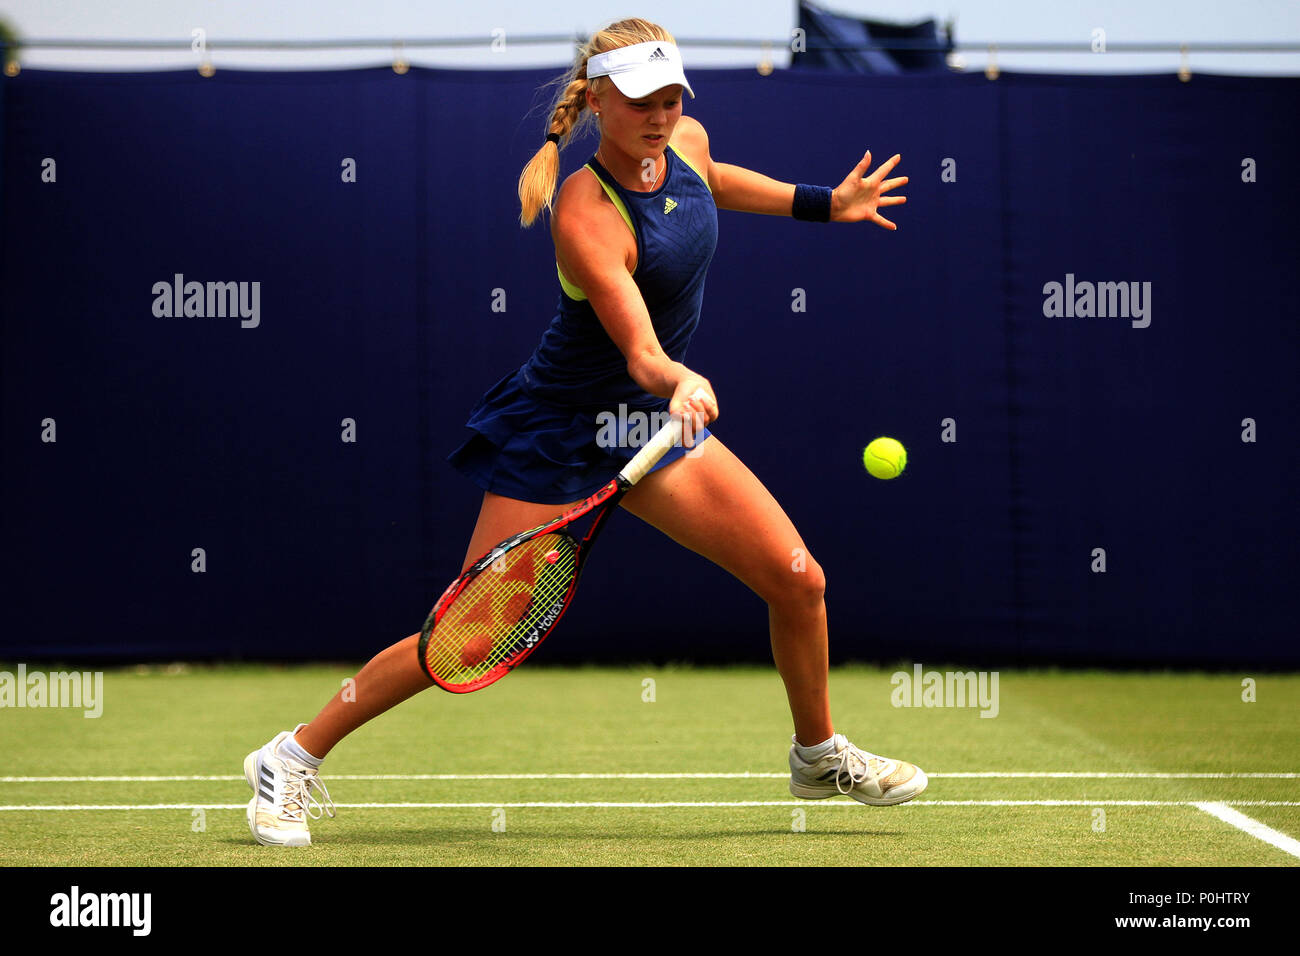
[521,598,565,649]
[535,599,565,632]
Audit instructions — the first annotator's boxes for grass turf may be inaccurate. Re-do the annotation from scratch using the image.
[0,664,1296,866]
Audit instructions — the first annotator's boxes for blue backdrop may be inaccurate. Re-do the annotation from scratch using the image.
[2,66,1296,667]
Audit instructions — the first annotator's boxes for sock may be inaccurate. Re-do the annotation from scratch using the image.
[794,734,837,761]
[277,732,323,769]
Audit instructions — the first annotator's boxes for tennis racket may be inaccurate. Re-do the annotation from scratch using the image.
[418,396,703,692]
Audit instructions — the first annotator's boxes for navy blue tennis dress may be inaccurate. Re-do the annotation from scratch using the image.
[447,142,719,504]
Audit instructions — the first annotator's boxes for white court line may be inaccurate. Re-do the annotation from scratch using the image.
[1193,801,1300,860]
[1,772,1296,783]
[2,800,1298,811]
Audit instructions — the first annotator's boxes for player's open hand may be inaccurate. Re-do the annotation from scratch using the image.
[831,151,908,230]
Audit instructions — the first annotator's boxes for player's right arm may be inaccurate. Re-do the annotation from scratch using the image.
[552,176,717,424]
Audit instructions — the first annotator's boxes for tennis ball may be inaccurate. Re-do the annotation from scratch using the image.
[459,634,494,668]
[863,437,907,479]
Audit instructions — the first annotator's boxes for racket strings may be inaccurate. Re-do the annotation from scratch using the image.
[427,549,574,678]
[423,533,579,684]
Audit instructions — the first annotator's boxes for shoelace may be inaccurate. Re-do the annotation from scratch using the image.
[834,742,885,796]
[277,764,337,823]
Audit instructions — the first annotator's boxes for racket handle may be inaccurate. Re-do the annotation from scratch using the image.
[619,417,683,486]
[618,389,709,486]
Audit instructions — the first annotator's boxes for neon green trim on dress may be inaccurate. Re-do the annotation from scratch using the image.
[670,143,711,195]
[556,261,588,301]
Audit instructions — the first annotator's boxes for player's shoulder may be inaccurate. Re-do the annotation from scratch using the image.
[557,161,601,206]
[551,162,631,277]
[553,161,619,238]
[672,113,709,147]
[668,115,711,189]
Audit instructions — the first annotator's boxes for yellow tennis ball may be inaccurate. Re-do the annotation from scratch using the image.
[863,437,907,479]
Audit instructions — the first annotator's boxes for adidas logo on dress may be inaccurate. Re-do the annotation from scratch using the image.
[663,197,678,214]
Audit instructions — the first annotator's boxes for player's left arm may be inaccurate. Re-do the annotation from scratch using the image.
[676,115,908,229]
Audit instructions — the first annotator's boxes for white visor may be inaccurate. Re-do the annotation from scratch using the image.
[586,40,695,100]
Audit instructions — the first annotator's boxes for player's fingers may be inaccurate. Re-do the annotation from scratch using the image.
[880,175,908,192]
[868,153,902,183]
[673,385,706,418]
[681,409,702,447]
[687,385,718,424]
[673,400,698,433]
[878,195,907,206]
[873,212,897,230]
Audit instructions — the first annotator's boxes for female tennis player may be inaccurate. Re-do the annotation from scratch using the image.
[243,17,922,846]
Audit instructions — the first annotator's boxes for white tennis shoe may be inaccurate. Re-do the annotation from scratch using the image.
[243,724,335,846]
[788,733,927,806]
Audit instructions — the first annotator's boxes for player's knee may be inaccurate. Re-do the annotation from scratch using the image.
[798,557,827,603]
[768,551,825,607]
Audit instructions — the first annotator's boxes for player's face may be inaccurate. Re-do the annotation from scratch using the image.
[592,83,683,163]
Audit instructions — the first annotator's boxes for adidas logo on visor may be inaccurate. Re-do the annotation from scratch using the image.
[648,47,669,62]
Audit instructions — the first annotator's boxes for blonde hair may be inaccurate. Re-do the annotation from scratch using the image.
[517,17,678,228]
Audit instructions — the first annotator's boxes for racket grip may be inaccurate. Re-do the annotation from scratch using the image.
[619,415,685,486]
[618,388,710,486]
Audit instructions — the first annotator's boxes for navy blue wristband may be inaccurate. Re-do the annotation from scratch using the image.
[792,184,833,222]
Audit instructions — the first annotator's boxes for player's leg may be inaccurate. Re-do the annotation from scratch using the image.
[293,490,584,759]
[620,436,832,744]
[245,489,581,846]
[620,436,927,806]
